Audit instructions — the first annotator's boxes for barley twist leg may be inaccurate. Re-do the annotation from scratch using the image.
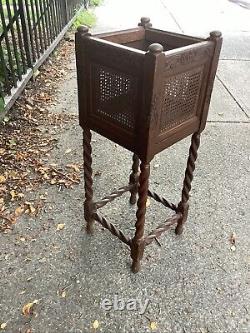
[129,154,140,205]
[131,162,150,273]
[176,132,201,235]
[83,129,95,234]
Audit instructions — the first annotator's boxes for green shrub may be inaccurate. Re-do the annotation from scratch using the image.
[90,0,102,6]
[72,9,97,28]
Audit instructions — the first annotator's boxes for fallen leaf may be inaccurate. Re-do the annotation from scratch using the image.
[22,300,38,316]
[146,198,150,207]
[65,149,72,154]
[230,232,236,245]
[8,139,16,147]
[149,321,157,330]
[10,190,17,200]
[56,223,65,231]
[230,245,236,252]
[0,322,7,330]
[0,175,6,184]
[50,179,57,185]
[33,69,40,78]
[61,290,66,298]
[66,164,80,172]
[29,204,36,214]
[92,320,99,330]
[15,206,24,217]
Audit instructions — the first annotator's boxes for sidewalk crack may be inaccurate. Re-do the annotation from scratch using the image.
[160,0,184,33]
[216,75,249,119]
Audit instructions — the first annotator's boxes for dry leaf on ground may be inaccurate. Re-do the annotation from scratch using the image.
[65,149,72,154]
[56,223,65,231]
[0,38,76,232]
[149,321,158,330]
[92,320,99,330]
[0,176,6,184]
[22,300,39,316]
[230,232,236,245]
[66,164,80,172]
[0,322,7,330]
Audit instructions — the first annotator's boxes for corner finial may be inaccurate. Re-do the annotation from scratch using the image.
[138,17,152,28]
[209,30,222,40]
[77,25,90,35]
[148,43,164,54]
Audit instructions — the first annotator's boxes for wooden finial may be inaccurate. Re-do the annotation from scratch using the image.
[138,17,152,28]
[209,31,222,40]
[77,25,90,35]
[148,43,164,54]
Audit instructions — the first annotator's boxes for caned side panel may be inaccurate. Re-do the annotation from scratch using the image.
[79,37,144,152]
[154,42,214,152]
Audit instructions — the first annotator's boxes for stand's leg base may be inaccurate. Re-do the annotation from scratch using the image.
[86,220,94,234]
[129,195,137,205]
[131,259,141,273]
[175,224,184,235]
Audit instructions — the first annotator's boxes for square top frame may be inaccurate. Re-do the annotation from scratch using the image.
[76,17,222,163]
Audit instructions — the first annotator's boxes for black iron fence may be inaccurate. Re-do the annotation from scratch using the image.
[0,0,84,112]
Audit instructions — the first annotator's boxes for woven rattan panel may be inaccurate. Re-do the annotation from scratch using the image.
[160,66,203,132]
[92,64,138,130]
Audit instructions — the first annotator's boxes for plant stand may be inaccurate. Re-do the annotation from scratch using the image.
[76,17,222,273]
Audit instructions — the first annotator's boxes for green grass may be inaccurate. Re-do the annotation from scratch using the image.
[72,9,97,29]
[90,0,102,6]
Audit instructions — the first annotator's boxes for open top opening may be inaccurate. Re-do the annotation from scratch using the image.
[97,27,204,52]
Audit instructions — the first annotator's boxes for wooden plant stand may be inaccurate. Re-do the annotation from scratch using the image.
[76,18,222,273]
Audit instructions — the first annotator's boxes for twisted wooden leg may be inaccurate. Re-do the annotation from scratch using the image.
[129,154,140,205]
[131,162,150,273]
[83,128,95,234]
[175,132,201,235]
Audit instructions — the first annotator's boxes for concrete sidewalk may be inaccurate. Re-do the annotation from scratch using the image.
[0,1,249,332]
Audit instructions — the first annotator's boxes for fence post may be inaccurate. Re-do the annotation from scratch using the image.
[18,0,32,68]
[62,0,69,26]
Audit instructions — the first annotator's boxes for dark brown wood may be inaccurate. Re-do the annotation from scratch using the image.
[83,128,95,234]
[93,212,132,246]
[138,17,152,28]
[199,31,223,132]
[147,190,177,211]
[95,184,134,209]
[175,132,201,235]
[76,18,222,272]
[144,213,182,246]
[95,27,145,44]
[145,28,204,49]
[129,154,140,205]
[131,162,150,273]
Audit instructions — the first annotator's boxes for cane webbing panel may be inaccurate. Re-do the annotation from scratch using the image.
[160,66,203,132]
[91,64,138,130]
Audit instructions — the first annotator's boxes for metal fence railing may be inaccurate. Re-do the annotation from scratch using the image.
[0,0,84,112]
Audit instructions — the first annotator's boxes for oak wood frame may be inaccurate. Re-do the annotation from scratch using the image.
[76,18,222,272]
